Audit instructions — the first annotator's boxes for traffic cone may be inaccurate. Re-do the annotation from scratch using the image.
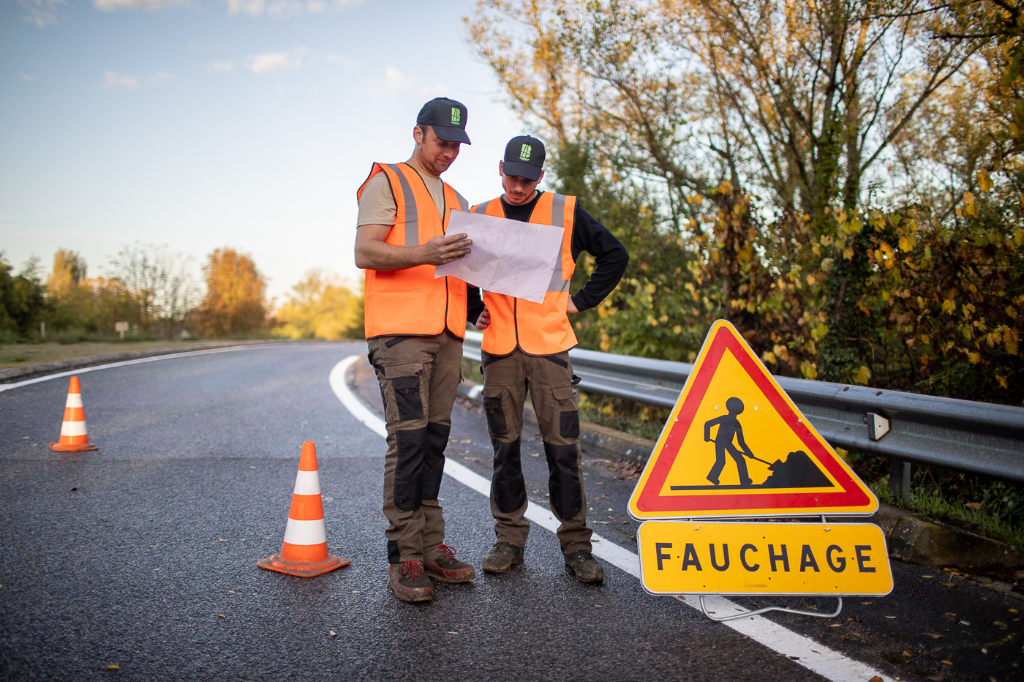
[258,442,350,577]
[49,376,99,452]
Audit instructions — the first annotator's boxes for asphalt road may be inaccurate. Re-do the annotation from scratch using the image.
[1,343,1020,681]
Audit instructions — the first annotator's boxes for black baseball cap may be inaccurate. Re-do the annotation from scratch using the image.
[416,97,471,144]
[502,135,545,181]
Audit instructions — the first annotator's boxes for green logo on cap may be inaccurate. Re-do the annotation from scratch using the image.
[520,144,532,161]
[451,107,461,125]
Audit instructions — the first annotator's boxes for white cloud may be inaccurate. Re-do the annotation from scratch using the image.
[19,0,68,27]
[22,74,39,82]
[229,0,360,19]
[204,61,235,73]
[227,0,263,16]
[382,66,410,93]
[103,71,141,89]
[247,48,309,75]
[149,72,177,83]
[327,54,359,70]
[94,0,191,10]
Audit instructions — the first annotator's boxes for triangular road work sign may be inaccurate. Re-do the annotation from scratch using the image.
[629,320,878,520]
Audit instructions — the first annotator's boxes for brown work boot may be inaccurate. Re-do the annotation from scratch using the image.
[388,560,433,603]
[481,542,525,574]
[423,544,476,583]
[564,550,604,584]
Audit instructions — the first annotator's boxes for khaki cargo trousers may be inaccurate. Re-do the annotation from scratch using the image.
[481,349,593,555]
[368,331,463,564]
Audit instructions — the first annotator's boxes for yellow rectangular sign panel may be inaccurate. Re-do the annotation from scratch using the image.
[638,521,893,596]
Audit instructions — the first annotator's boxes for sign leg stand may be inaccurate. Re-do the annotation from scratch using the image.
[698,595,843,622]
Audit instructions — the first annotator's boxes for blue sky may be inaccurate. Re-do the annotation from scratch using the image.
[1,0,530,302]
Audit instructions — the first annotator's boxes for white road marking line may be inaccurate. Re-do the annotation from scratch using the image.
[330,355,893,682]
[0,345,264,394]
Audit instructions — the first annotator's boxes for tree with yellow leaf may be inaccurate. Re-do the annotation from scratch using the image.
[275,269,363,340]
[193,248,269,338]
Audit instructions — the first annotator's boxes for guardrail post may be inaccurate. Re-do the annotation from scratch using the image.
[889,458,911,506]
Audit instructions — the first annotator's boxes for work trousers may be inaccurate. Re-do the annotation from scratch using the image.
[481,348,592,555]
[368,330,463,564]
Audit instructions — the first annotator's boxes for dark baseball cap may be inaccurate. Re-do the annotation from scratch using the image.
[502,135,545,181]
[416,97,471,144]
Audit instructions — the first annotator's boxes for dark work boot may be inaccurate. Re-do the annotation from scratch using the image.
[423,544,476,583]
[388,561,433,603]
[481,542,525,574]
[564,550,604,584]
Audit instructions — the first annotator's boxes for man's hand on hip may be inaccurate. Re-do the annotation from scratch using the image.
[474,308,491,330]
[421,233,472,265]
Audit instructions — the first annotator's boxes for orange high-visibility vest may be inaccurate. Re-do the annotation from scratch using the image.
[357,162,469,339]
[470,193,577,355]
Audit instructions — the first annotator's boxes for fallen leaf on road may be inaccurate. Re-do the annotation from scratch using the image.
[218,539,227,542]
[925,676,944,681]
[942,613,957,622]
[869,677,881,682]
[885,615,896,619]
[922,575,934,578]
[941,660,953,665]
[593,604,603,608]
[107,665,119,671]
[1010,608,1018,613]
[923,633,945,639]
[330,630,337,637]
[959,621,970,626]
[860,601,872,605]
[217,614,225,619]
[459,440,471,444]
[447,631,459,635]
[828,623,842,628]
[228,590,236,594]
[351,590,361,594]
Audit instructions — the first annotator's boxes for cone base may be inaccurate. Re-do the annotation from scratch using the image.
[258,553,350,578]
[49,442,99,452]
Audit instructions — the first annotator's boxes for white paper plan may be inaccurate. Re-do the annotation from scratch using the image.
[434,210,564,304]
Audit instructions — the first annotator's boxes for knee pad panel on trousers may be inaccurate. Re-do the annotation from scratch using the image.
[491,437,527,513]
[394,426,428,511]
[544,441,583,519]
[422,422,450,500]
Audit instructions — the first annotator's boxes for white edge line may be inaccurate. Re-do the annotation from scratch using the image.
[0,345,267,394]
[329,355,893,682]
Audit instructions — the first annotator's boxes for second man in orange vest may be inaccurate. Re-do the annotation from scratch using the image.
[470,136,629,583]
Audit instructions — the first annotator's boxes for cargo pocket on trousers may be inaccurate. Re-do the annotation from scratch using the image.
[391,373,424,422]
[552,385,579,439]
[482,385,508,435]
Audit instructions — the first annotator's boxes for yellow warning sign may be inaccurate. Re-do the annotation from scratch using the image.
[637,521,893,596]
[629,320,878,519]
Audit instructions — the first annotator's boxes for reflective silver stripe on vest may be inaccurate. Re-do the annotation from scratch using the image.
[472,202,489,214]
[453,190,469,212]
[386,163,419,246]
[547,194,570,291]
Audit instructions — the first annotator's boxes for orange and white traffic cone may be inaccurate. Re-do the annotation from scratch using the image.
[258,441,350,577]
[49,376,99,452]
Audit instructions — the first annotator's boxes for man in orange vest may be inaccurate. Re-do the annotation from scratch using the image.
[470,135,629,583]
[355,97,488,603]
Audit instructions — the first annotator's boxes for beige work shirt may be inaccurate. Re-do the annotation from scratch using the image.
[357,163,446,227]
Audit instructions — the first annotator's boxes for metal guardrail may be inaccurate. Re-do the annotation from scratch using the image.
[462,331,1024,486]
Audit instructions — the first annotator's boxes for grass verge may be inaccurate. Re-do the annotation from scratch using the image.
[1,340,250,370]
